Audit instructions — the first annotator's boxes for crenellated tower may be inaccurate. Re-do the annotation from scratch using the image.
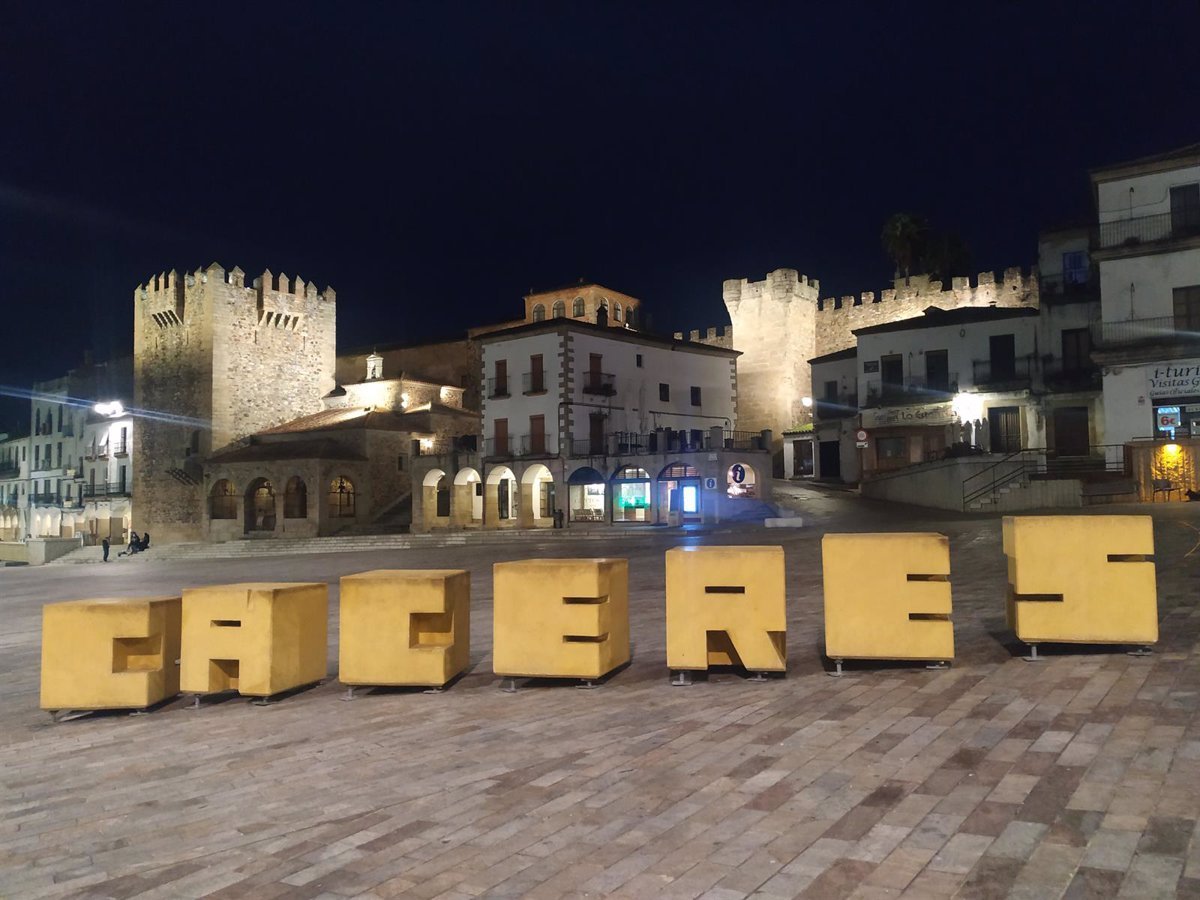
[722,268,822,437]
[133,263,337,542]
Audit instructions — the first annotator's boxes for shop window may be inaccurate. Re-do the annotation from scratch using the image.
[876,437,907,460]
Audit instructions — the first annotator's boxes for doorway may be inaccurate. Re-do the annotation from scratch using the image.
[988,406,1021,453]
[818,440,841,480]
[1052,406,1090,457]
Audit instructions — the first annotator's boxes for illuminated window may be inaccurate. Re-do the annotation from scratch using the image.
[328,476,356,518]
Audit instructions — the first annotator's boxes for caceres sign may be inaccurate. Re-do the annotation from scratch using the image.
[1147,359,1200,400]
[861,401,956,429]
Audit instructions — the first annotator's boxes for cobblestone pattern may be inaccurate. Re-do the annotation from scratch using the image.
[1,490,1198,899]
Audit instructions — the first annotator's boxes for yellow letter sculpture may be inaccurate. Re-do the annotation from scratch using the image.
[1003,515,1157,651]
[181,582,328,698]
[665,546,786,680]
[492,558,629,684]
[339,569,470,691]
[822,533,953,670]
[41,596,182,715]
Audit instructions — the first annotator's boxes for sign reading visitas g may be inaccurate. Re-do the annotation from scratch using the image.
[1147,359,1200,399]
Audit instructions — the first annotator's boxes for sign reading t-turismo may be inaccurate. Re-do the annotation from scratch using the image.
[1148,359,1200,399]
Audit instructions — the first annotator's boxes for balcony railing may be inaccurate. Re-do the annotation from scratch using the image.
[0,463,19,478]
[864,375,959,407]
[484,437,511,458]
[1042,363,1102,392]
[581,372,616,396]
[31,492,60,505]
[1091,316,1200,348]
[516,433,553,457]
[486,378,510,399]
[82,482,131,499]
[815,395,859,420]
[112,440,129,456]
[522,372,547,394]
[1039,272,1098,302]
[1097,210,1200,251]
[971,358,1033,390]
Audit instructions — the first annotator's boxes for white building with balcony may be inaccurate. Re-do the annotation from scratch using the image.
[0,431,31,541]
[411,318,771,530]
[1090,145,1200,440]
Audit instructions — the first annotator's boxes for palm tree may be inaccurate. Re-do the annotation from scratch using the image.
[921,232,972,284]
[881,213,928,286]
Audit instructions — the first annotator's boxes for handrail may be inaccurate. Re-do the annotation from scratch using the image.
[961,447,1037,509]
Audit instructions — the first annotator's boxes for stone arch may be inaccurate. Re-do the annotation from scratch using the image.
[283,475,308,518]
[519,463,556,526]
[657,462,701,523]
[552,299,566,318]
[726,461,758,498]
[328,475,356,519]
[485,465,517,523]
[422,468,450,527]
[611,465,651,522]
[210,478,237,520]
[452,467,483,525]
[244,477,276,533]
[532,303,546,322]
[567,465,606,523]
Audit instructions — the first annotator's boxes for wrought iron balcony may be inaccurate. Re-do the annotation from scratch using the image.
[0,463,19,478]
[1039,272,1098,302]
[1091,316,1200,348]
[30,492,61,505]
[581,372,616,396]
[112,440,129,456]
[484,437,512,459]
[815,395,859,420]
[515,433,553,457]
[970,358,1033,390]
[82,482,131,499]
[1042,362,1102,392]
[1096,210,1200,251]
[486,377,510,399]
[864,375,959,407]
[522,372,548,395]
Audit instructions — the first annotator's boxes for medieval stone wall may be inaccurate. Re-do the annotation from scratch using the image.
[133,263,336,542]
[676,267,1040,443]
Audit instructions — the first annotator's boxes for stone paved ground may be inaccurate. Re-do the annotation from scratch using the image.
[1,485,1199,899]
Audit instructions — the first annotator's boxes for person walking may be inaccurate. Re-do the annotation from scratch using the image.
[102,537,110,562]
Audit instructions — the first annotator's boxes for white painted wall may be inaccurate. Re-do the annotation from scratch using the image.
[1102,366,1157,445]
[855,313,1039,397]
[481,332,563,451]
[1098,251,1200,322]
[1096,163,1200,223]
[566,330,735,441]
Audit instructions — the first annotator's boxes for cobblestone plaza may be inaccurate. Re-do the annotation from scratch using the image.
[2,487,1199,899]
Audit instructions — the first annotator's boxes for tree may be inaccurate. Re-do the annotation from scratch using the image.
[881,213,928,286]
[921,231,972,285]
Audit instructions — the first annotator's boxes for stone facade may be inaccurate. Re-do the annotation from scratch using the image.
[133,264,337,543]
[681,268,1040,446]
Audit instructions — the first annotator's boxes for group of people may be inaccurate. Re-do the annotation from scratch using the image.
[101,530,150,562]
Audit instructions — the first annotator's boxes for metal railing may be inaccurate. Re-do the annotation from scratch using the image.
[722,430,764,451]
[971,357,1033,389]
[1091,316,1200,348]
[30,492,61,505]
[484,437,512,458]
[815,395,858,419]
[486,377,510,399]
[0,463,19,478]
[83,482,132,499]
[1042,362,1102,391]
[111,440,129,456]
[568,436,608,456]
[1097,210,1200,250]
[522,372,547,394]
[864,375,958,407]
[962,444,1128,509]
[1039,271,1099,302]
[581,372,616,396]
[515,433,553,457]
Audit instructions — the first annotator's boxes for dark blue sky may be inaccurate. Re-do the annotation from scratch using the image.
[2,2,1199,430]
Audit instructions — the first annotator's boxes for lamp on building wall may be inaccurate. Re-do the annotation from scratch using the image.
[801,397,813,408]
[952,392,984,423]
[93,401,125,418]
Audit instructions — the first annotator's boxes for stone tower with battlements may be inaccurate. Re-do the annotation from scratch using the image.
[133,263,337,542]
[680,267,1040,471]
[722,269,822,436]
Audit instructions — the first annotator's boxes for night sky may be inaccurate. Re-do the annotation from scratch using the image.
[3,2,1199,431]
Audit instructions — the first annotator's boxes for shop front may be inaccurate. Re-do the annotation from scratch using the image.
[1148,359,1200,440]
[612,466,651,522]
[567,466,607,523]
[860,402,962,475]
